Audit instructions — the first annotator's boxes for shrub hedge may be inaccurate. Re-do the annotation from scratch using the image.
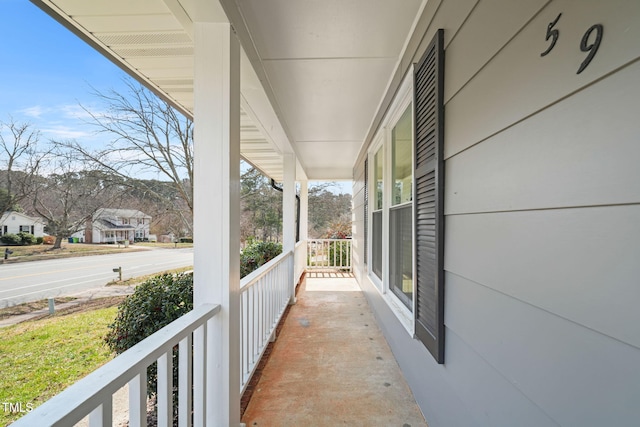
[104,272,193,401]
[240,240,282,278]
[0,232,37,245]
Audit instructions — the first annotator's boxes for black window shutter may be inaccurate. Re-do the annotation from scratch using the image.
[414,29,445,364]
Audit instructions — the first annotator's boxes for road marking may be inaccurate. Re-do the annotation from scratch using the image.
[0,265,103,281]
[0,272,113,293]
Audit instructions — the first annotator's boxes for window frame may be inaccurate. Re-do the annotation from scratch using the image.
[368,135,385,287]
[388,102,415,312]
[366,69,416,334]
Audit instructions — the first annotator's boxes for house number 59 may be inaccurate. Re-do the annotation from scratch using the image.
[540,13,604,74]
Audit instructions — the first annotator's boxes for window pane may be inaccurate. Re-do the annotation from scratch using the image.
[372,210,382,279]
[392,105,413,206]
[374,147,383,211]
[389,204,412,310]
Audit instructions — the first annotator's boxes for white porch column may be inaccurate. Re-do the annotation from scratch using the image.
[192,21,241,426]
[282,153,297,303]
[299,180,309,242]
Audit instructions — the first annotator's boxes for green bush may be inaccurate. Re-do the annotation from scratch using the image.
[0,233,21,245]
[18,232,37,245]
[36,236,44,244]
[105,272,193,405]
[327,240,351,268]
[240,239,282,278]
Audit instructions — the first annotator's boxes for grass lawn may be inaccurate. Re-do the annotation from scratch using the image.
[107,265,192,286]
[0,306,118,426]
[1,242,145,263]
[134,241,193,249]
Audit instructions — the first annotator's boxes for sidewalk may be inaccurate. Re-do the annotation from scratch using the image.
[0,284,136,328]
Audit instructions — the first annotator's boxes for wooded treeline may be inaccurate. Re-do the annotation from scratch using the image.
[240,165,352,243]
[1,119,350,247]
[1,79,351,248]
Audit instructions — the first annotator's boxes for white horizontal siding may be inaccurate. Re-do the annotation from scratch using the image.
[445,205,640,348]
[445,0,640,158]
[445,60,640,214]
[444,0,549,103]
[446,272,640,426]
[443,327,558,427]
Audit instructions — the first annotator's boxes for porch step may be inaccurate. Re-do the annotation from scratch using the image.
[241,276,427,426]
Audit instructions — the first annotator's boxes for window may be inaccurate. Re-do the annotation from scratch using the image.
[364,32,444,345]
[389,104,413,310]
[371,146,384,279]
[20,225,30,233]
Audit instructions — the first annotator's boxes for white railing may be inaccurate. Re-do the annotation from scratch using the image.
[11,304,220,427]
[307,239,352,271]
[14,250,298,425]
[240,251,293,394]
[294,240,307,284]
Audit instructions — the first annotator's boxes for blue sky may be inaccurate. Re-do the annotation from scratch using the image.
[0,1,352,193]
[0,0,129,143]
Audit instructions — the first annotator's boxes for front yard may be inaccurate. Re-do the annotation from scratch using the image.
[0,301,122,426]
[0,242,146,263]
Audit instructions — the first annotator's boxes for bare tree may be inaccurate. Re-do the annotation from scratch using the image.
[60,79,193,234]
[0,118,46,214]
[32,146,127,248]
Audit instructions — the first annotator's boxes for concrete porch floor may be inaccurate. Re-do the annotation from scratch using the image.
[241,274,428,426]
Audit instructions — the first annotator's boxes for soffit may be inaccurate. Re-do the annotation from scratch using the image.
[32,0,285,181]
[228,0,423,179]
[33,0,425,181]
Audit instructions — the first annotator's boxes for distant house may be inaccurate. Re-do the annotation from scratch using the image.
[0,211,44,237]
[86,208,151,244]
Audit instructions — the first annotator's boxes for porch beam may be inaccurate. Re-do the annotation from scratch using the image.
[282,153,297,303]
[192,21,241,426]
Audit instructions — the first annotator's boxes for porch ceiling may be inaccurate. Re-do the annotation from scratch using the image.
[32,0,425,181]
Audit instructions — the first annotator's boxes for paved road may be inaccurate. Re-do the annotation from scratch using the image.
[0,248,193,308]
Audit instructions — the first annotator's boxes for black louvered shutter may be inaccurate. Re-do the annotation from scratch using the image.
[414,29,445,364]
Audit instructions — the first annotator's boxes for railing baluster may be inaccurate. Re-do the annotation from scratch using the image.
[178,334,192,427]
[252,286,255,367]
[157,350,172,427]
[193,323,206,427]
[129,371,147,427]
[304,239,352,271]
[88,399,112,427]
[205,316,216,426]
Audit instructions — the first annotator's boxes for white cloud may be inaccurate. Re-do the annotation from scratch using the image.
[60,104,96,120]
[41,125,92,140]
[19,105,46,118]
